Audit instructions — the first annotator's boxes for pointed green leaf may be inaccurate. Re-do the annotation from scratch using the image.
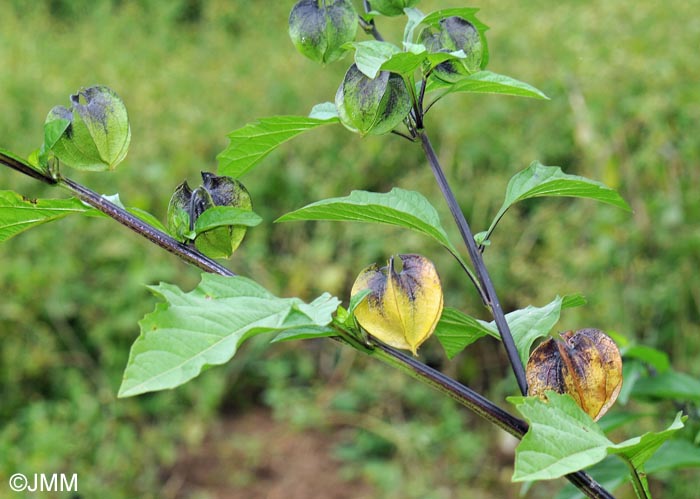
[509,392,612,482]
[511,393,685,485]
[383,49,469,77]
[347,40,401,79]
[609,412,685,469]
[346,41,464,78]
[378,50,426,76]
[557,442,700,499]
[483,161,631,242]
[217,114,338,178]
[436,294,585,364]
[630,370,700,403]
[427,70,548,99]
[0,190,93,242]
[276,188,459,255]
[193,206,262,234]
[434,307,495,358]
[495,295,575,366]
[119,274,341,397]
[607,412,686,498]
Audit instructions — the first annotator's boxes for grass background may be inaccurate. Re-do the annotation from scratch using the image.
[0,0,698,497]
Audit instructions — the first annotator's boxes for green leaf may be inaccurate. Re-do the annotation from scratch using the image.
[402,7,425,46]
[128,207,169,234]
[348,288,372,316]
[561,293,588,309]
[436,294,585,364]
[217,114,338,178]
[483,161,631,242]
[510,392,612,482]
[379,50,426,76]
[609,412,685,469]
[345,40,464,78]
[556,440,700,499]
[118,274,341,397]
[510,393,686,485]
[276,188,459,256]
[270,325,336,343]
[630,370,700,403]
[434,307,494,358]
[497,295,574,366]
[608,412,686,498]
[309,102,339,120]
[427,70,548,99]
[0,190,92,242]
[347,40,401,79]
[385,49,469,77]
[193,206,262,234]
[646,439,700,473]
[100,193,169,233]
[622,345,670,373]
[617,361,645,405]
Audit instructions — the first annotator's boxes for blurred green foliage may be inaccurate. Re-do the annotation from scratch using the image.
[0,0,698,497]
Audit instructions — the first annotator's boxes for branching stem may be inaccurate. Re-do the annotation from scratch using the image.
[0,118,615,499]
[417,130,528,395]
[0,152,234,276]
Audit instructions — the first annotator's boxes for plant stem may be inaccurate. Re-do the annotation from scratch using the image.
[359,1,384,42]
[334,334,615,499]
[58,177,235,276]
[624,458,651,499]
[0,151,58,185]
[357,0,527,394]
[0,151,234,276]
[417,130,529,395]
[373,340,529,438]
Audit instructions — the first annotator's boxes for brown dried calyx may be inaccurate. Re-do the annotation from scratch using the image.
[526,328,623,421]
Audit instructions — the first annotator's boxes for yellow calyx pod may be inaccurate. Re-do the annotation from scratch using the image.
[526,328,623,421]
[351,254,443,355]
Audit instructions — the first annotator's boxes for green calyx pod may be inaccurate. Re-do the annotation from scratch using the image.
[419,16,483,82]
[166,172,252,259]
[369,0,419,17]
[288,0,357,64]
[167,180,195,242]
[45,85,131,171]
[335,64,412,135]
